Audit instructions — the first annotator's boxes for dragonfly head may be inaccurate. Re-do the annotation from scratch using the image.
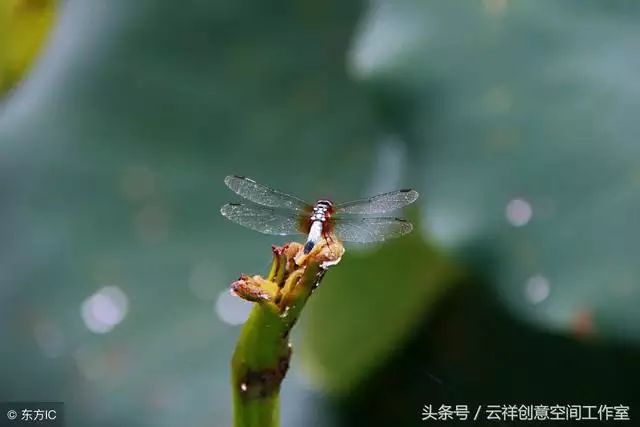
[315,199,333,210]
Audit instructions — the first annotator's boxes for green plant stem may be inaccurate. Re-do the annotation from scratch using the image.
[230,246,329,427]
[231,303,287,427]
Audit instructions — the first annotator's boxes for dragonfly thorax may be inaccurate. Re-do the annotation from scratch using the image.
[310,200,333,222]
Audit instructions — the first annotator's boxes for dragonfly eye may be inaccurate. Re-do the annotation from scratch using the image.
[316,200,333,208]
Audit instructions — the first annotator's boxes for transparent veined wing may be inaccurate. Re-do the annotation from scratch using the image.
[224,175,310,212]
[334,189,419,215]
[220,203,304,236]
[331,216,414,243]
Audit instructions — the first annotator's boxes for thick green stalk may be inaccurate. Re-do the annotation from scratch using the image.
[230,240,342,427]
[231,304,288,427]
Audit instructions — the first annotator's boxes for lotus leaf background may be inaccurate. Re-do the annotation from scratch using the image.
[1,1,639,426]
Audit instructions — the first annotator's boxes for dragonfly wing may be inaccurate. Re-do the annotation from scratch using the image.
[224,175,310,212]
[220,203,304,236]
[331,216,414,243]
[334,189,419,215]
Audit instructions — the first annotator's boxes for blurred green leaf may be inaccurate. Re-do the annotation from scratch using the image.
[3,0,640,425]
[301,0,640,398]
[347,0,640,340]
[0,1,373,426]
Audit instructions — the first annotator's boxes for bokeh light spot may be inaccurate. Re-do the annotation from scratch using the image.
[483,0,508,17]
[80,286,129,334]
[134,205,170,244]
[33,320,65,359]
[189,261,222,301]
[572,309,596,338]
[525,274,550,304]
[506,198,532,227]
[215,290,253,326]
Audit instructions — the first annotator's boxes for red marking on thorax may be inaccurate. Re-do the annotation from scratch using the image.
[298,216,312,234]
[297,200,335,234]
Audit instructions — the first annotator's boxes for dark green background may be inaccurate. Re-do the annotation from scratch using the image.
[1,1,639,426]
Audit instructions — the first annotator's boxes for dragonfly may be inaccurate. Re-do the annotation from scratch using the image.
[220,175,419,254]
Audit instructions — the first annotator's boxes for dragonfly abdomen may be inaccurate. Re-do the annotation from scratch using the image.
[303,220,325,254]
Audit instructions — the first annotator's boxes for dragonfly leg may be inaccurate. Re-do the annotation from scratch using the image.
[324,231,334,246]
[322,231,338,258]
